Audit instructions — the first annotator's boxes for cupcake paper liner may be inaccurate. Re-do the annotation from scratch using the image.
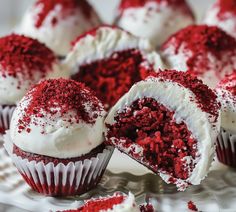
[4,132,114,196]
[216,128,236,168]
[0,105,15,134]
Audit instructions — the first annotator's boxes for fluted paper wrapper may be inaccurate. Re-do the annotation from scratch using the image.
[216,128,236,168]
[4,132,114,196]
[0,105,15,135]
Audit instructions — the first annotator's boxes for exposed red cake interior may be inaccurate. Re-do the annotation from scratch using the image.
[13,143,106,165]
[34,0,94,28]
[0,34,55,88]
[218,72,236,95]
[62,195,125,212]
[72,49,154,109]
[215,0,236,19]
[17,79,102,133]
[161,25,236,76]
[188,201,198,211]
[154,70,219,120]
[106,97,197,180]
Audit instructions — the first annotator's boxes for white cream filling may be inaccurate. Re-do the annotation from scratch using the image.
[162,42,236,88]
[63,26,165,76]
[204,6,236,40]
[105,77,219,187]
[0,62,67,105]
[117,1,194,47]
[217,88,236,134]
[10,89,106,159]
[17,3,101,56]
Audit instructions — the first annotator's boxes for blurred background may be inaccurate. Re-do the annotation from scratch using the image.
[0,0,216,36]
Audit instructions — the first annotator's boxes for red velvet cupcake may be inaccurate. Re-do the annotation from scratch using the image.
[161,25,236,88]
[105,70,220,190]
[60,192,151,212]
[216,73,236,167]
[64,26,164,109]
[4,79,113,196]
[18,0,101,56]
[0,34,64,134]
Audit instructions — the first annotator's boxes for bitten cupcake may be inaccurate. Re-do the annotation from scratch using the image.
[161,25,236,88]
[116,0,195,48]
[18,0,101,56]
[216,73,236,167]
[0,34,64,134]
[4,78,113,196]
[204,0,236,40]
[105,70,220,190]
[61,192,151,212]
[64,26,164,109]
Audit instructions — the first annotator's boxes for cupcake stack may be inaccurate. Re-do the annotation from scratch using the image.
[0,0,236,211]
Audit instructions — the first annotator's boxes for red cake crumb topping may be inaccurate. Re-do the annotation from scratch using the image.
[62,195,125,212]
[140,204,155,212]
[0,34,55,87]
[155,70,219,120]
[106,98,198,180]
[161,25,236,76]
[188,201,198,211]
[72,49,154,109]
[17,79,102,133]
[34,0,94,28]
[215,0,236,20]
[218,72,236,96]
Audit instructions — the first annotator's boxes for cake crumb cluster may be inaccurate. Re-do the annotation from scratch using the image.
[17,79,102,133]
[0,34,55,87]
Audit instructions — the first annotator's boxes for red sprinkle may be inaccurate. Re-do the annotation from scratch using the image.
[188,201,198,211]
[215,0,236,20]
[17,79,103,133]
[106,98,197,180]
[34,0,94,28]
[161,25,236,77]
[154,70,220,119]
[62,195,125,212]
[0,34,56,88]
[218,72,236,96]
[72,49,155,109]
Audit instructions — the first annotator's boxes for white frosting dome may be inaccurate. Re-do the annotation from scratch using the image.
[0,34,67,105]
[17,0,101,56]
[64,26,165,76]
[105,72,220,189]
[116,1,194,47]
[10,79,106,159]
